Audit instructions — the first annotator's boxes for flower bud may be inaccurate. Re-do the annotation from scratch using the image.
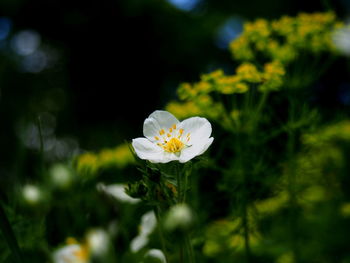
[50,164,73,189]
[86,228,110,257]
[164,203,194,232]
[144,249,167,263]
[22,184,42,205]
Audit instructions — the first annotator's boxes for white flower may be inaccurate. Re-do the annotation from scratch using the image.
[130,211,157,252]
[50,164,73,189]
[132,110,213,163]
[53,243,89,263]
[22,184,42,205]
[164,203,194,232]
[97,183,141,204]
[144,249,167,263]
[332,26,350,56]
[86,228,110,257]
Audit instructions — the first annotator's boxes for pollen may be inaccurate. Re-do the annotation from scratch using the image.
[172,124,177,129]
[167,133,171,137]
[163,138,185,153]
[154,136,160,141]
[159,129,165,135]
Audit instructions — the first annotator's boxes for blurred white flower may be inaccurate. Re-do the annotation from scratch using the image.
[332,26,350,56]
[53,243,89,263]
[132,110,213,163]
[86,228,110,257]
[164,203,194,232]
[130,235,149,253]
[144,249,167,263]
[130,211,157,252]
[22,184,42,205]
[97,183,141,204]
[50,164,73,189]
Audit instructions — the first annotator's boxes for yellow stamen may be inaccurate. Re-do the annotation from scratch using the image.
[73,246,88,260]
[172,124,177,129]
[167,133,171,137]
[163,138,184,153]
[159,129,165,135]
[154,136,160,141]
[66,237,78,245]
[179,129,184,135]
[169,128,173,132]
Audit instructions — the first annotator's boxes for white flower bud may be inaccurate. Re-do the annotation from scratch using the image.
[22,184,42,205]
[50,164,73,189]
[164,203,194,232]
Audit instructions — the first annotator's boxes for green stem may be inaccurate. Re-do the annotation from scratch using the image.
[179,243,184,263]
[287,99,300,262]
[250,91,269,133]
[37,116,46,178]
[0,203,23,263]
[154,206,170,263]
[185,234,195,263]
[241,158,251,263]
[176,163,196,263]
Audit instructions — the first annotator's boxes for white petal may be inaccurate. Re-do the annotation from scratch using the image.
[53,244,85,263]
[140,211,157,236]
[178,117,212,145]
[132,138,165,163]
[130,235,149,252]
[179,137,213,163]
[144,249,167,263]
[97,183,141,204]
[143,111,179,141]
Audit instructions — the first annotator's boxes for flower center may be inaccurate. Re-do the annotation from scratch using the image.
[154,124,191,154]
[163,138,184,153]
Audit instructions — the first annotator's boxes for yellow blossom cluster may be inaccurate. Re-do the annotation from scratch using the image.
[230,12,343,63]
[75,143,134,175]
[167,12,343,127]
[166,61,285,121]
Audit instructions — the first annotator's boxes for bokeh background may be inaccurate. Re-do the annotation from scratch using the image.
[1,0,350,161]
[1,0,350,262]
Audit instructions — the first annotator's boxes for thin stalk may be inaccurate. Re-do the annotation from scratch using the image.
[250,91,269,133]
[37,116,45,178]
[242,171,251,263]
[184,234,195,263]
[179,244,184,263]
[176,163,196,263]
[0,203,23,263]
[37,116,44,156]
[176,164,183,203]
[154,206,170,263]
[287,99,300,262]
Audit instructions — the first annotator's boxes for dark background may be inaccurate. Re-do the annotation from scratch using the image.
[0,0,349,185]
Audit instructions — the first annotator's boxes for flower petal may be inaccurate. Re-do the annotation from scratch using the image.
[178,117,212,145]
[143,111,179,141]
[179,137,213,163]
[132,138,180,163]
[132,138,165,163]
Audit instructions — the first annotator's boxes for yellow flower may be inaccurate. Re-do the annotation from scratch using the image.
[236,62,262,83]
[177,83,197,100]
[166,101,202,119]
[76,153,98,175]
